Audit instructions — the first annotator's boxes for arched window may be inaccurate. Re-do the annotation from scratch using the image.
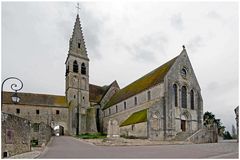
[173,84,178,107]
[181,68,187,78]
[190,90,194,110]
[73,60,78,73]
[81,63,86,75]
[181,86,187,108]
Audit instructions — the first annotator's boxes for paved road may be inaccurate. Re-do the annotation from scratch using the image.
[38,136,239,158]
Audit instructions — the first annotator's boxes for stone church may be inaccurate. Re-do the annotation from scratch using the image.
[2,13,203,140]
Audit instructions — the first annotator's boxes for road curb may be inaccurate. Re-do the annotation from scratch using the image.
[36,136,54,158]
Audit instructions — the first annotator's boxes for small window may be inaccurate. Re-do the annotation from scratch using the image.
[173,84,178,107]
[78,43,81,48]
[6,130,13,144]
[65,65,69,76]
[124,102,127,110]
[36,110,39,115]
[109,108,111,115]
[134,97,137,106]
[81,63,86,75]
[131,125,135,131]
[56,110,60,115]
[147,91,151,101]
[116,105,118,113]
[190,90,194,110]
[73,60,78,73]
[181,68,187,78]
[33,123,39,132]
[3,152,8,158]
[16,108,20,114]
[74,95,76,98]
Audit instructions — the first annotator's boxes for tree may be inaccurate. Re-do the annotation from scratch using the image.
[203,111,225,136]
[223,131,232,140]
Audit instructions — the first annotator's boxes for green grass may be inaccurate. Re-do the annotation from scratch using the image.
[76,133,107,139]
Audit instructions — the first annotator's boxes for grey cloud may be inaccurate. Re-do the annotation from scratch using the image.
[206,11,223,20]
[170,13,184,30]
[187,35,205,53]
[79,3,104,59]
[125,33,168,62]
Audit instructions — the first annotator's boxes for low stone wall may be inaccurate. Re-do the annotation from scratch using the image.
[31,122,53,146]
[1,112,31,158]
[120,122,147,138]
[186,126,218,143]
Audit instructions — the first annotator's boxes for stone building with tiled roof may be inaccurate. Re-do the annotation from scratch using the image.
[2,13,203,140]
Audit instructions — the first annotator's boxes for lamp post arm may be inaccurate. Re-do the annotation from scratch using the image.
[1,77,23,110]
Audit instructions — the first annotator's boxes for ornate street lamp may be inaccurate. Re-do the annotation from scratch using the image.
[1,77,23,109]
[11,91,21,104]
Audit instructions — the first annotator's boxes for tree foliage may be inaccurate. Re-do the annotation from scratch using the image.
[203,111,225,136]
[223,131,232,140]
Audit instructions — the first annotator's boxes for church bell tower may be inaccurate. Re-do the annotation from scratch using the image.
[65,13,89,135]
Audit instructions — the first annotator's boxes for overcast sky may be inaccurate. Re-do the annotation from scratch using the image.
[2,1,238,132]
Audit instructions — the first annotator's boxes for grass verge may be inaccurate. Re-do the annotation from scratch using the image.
[76,133,107,139]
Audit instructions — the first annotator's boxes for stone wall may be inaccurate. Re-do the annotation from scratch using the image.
[104,83,164,117]
[103,98,160,133]
[1,112,31,158]
[164,50,203,137]
[31,122,53,146]
[86,107,97,133]
[2,104,69,135]
[148,99,165,140]
[120,122,147,138]
[186,126,218,143]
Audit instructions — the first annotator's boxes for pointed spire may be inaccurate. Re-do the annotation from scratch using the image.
[68,10,88,58]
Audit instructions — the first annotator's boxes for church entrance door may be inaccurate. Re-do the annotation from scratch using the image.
[181,120,186,132]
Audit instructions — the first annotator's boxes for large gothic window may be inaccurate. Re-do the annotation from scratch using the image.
[190,90,194,110]
[73,60,78,73]
[181,86,187,108]
[81,63,86,75]
[173,84,178,107]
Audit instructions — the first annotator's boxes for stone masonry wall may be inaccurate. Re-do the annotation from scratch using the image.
[164,50,203,138]
[103,98,161,134]
[31,122,53,146]
[1,112,31,158]
[120,122,148,138]
[2,104,69,135]
[104,83,164,117]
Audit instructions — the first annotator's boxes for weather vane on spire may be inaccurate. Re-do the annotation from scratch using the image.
[76,3,80,15]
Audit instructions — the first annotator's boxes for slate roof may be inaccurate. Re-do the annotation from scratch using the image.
[2,91,67,107]
[120,109,148,127]
[103,56,178,109]
[89,84,109,103]
[2,83,112,107]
